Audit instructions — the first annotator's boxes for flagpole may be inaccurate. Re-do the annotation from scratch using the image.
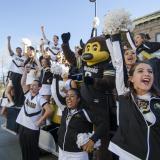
[94,1,96,17]
[89,0,98,37]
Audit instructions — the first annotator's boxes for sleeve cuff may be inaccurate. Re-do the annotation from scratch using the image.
[42,102,48,108]
[111,33,121,42]
[90,134,99,143]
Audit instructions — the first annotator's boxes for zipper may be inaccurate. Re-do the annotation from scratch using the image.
[146,126,150,160]
[62,121,68,150]
[62,110,70,150]
[131,94,151,160]
[62,109,79,150]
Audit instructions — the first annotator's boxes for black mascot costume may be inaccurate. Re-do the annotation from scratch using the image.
[61,32,117,160]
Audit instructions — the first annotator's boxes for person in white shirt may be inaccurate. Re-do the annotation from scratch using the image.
[41,26,61,60]
[16,66,53,160]
[6,36,27,107]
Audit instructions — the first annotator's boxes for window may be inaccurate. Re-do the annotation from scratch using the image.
[156,33,160,42]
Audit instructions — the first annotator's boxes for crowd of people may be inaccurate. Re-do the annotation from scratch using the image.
[0,24,160,160]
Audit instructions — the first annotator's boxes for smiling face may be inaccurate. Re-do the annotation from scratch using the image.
[124,50,137,67]
[27,47,35,58]
[41,58,50,68]
[66,89,80,109]
[130,63,154,95]
[16,47,22,56]
[134,34,144,47]
[30,80,41,95]
[53,35,59,45]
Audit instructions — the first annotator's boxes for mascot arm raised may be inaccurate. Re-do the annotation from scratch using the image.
[61,32,77,66]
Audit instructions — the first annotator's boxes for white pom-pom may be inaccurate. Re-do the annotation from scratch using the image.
[22,38,32,46]
[93,16,100,28]
[76,132,101,149]
[103,9,134,34]
[51,62,62,75]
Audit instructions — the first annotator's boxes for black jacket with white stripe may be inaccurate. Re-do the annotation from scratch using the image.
[58,101,107,152]
[110,94,160,160]
[58,104,93,152]
[109,33,160,160]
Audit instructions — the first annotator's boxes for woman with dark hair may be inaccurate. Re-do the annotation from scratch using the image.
[108,33,160,160]
[39,57,53,102]
[125,31,160,91]
[134,33,160,60]
[58,88,101,160]
[7,36,27,107]
[123,48,137,72]
[16,66,53,160]
[125,31,160,60]
[24,46,41,87]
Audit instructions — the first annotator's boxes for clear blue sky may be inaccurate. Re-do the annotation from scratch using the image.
[0,0,160,73]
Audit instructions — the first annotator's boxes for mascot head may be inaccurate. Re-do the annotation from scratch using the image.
[81,36,110,66]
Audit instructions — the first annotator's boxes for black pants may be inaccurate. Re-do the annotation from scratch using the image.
[19,125,40,160]
[10,72,24,106]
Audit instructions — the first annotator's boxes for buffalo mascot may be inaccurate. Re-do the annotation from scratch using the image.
[61,32,117,160]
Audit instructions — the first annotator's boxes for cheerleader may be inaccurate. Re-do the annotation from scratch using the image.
[7,36,27,107]
[124,31,160,60]
[41,26,61,56]
[108,33,160,160]
[39,58,53,102]
[39,39,57,62]
[58,88,101,160]
[133,33,160,60]
[24,46,41,86]
[126,31,160,90]
[123,48,137,72]
[16,66,53,160]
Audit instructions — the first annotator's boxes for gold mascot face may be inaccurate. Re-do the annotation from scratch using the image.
[82,36,110,66]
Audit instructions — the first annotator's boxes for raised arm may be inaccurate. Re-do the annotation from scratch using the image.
[105,35,116,67]
[125,30,136,51]
[21,65,30,93]
[41,26,49,44]
[111,34,129,95]
[61,32,77,66]
[7,36,14,56]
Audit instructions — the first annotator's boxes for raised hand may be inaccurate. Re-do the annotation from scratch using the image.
[61,32,70,43]
[7,36,11,41]
[41,26,44,32]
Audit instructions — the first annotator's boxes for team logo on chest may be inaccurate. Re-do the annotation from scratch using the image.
[84,66,99,77]
[137,99,150,114]
[26,99,36,108]
[15,57,24,62]
[84,66,98,73]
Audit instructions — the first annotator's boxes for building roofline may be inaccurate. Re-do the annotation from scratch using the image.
[133,10,160,25]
